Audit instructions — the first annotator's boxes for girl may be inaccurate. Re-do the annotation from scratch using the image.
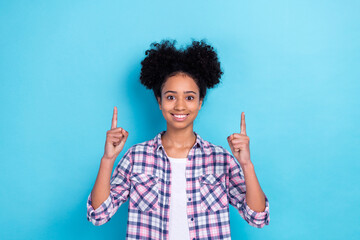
[87,40,270,240]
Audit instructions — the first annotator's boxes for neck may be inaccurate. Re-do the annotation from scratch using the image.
[162,124,196,148]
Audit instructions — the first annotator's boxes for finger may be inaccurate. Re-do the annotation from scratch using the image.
[108,136,121,143]
[108,127,123,133]
[231,141,241,152]
[229,134,234,141]
[123,130,129,141]
[230,133,249,139]
[227,136,236,153]
[229,138,248,144]
[233,142,247,149]
[240,112,246,135]
[109,133,124,139]
[230,140,240,152]
[107,128,128,141]
[116,130,128,143]
[116,130,129,150]
[227,136,233,151]
[111,106,117,129]
[121,128,129,136]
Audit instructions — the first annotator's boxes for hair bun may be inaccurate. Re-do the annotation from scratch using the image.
[140,40,180,90]
[183,40,223,89]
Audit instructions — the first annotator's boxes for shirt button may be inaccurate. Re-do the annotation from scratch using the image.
[191,218,194,221]
[188,198,191,201]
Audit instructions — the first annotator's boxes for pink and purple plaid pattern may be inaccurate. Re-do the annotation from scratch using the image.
[87,131,270,239]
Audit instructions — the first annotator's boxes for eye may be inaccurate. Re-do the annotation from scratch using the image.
[166,95,175,100]
[186,96,194,100]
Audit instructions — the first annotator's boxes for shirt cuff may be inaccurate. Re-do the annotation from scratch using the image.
[239,194,270,228]
[86,193,112,226]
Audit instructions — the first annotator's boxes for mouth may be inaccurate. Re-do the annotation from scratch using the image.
[171,113,189,121]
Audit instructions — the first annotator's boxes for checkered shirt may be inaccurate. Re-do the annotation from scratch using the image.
[87,131,270,239]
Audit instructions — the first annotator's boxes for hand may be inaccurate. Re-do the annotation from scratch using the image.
[227,112,251,166]
[103,106,129,161]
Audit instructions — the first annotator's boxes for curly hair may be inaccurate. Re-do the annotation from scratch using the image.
[140,39,223,102]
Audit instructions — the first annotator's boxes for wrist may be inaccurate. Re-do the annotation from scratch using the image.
[240,161,254,172]
[101,156,116,164]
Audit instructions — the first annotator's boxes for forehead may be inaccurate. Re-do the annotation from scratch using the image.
[162,73,199,93]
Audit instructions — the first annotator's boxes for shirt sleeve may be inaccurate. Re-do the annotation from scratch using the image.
[86,148,133,226]
[225,150,270,228]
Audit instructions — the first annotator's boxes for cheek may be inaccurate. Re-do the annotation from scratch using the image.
[161,103,172,112]
[190,102,201,111]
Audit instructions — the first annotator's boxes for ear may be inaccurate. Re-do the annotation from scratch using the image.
[157,97,162,110]
[199,98,203,110]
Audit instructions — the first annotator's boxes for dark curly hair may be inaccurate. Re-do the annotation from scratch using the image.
[140,39,223,103]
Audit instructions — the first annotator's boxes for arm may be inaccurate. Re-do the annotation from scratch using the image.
[227,112,270,227]
[90,157,116,210]
[87,106,131,226]
[226,153,270,228]
[87,149,132,226]
[241,162,266,212]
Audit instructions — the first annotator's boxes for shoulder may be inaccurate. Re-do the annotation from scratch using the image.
[200,137,233,158]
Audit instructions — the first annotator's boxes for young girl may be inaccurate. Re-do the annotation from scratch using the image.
[87,40,270,240]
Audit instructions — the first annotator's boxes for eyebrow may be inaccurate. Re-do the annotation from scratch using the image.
[164,90,197,95]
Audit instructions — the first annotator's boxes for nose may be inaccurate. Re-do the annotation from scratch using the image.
[174,98,186,111]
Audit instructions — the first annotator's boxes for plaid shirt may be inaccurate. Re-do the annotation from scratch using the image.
[87,131,270,239]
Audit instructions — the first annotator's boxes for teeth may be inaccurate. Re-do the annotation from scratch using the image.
[174,114,187,118]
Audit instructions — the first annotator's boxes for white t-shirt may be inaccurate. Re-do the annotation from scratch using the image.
[167,156,191,240]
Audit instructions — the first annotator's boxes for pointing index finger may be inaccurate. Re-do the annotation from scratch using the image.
[240,112,246,135]
[111,106,117,129]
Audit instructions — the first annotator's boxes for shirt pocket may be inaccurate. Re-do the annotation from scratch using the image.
[130,173,159,212]
[199,173,228,213]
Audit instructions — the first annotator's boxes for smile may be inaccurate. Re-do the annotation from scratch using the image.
[171,114,189,121]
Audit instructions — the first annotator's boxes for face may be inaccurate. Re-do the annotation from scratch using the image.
[157,73,203,131]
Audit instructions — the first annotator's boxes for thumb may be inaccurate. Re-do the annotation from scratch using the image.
[116,130,129,152]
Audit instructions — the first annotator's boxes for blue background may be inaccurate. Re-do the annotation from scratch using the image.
[1,0,359,239]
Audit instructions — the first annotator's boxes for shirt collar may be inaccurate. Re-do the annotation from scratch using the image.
[154,130,203,152]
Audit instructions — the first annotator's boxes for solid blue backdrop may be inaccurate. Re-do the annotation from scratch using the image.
[0,0,359,239]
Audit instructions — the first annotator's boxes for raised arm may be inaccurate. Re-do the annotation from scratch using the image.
[87,106,131,225]
[227,112,270,227]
